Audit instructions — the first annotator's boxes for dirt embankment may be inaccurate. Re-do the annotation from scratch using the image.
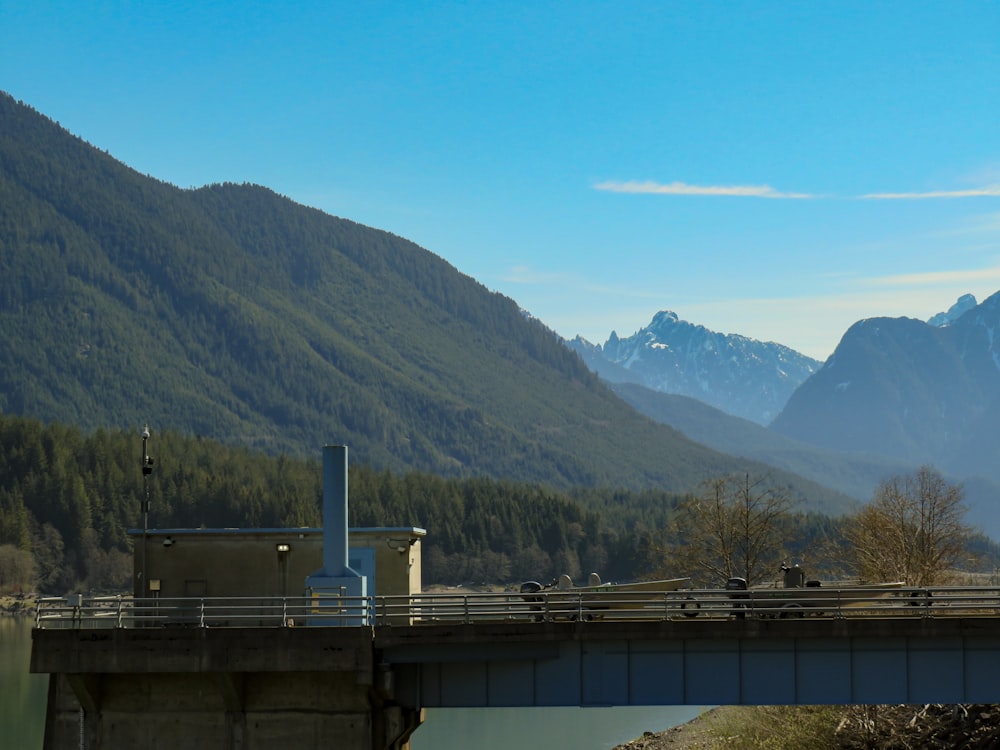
[613,705,1000,749]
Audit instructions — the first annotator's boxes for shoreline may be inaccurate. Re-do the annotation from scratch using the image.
[613,707,730,749]
[0,593,37,617]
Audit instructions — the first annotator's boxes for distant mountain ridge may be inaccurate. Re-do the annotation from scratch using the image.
[592,296,1000,537]
[606,380,910,505]
[771,292,1000,487]
[568,311,821,424]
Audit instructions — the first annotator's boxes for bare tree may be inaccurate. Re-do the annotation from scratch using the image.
[0,544,36,593]
[846,465,970,586]
[670,473,794,587]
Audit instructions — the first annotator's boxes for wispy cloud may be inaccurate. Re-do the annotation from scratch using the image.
[594,179,1000,200]
[859,266,1000,288]
[861,186,1000,200]
[924,211,1000,240]
[678,281,1000,360]
[592,180,813,199]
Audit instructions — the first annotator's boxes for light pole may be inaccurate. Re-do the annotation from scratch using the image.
[140,424,154,597]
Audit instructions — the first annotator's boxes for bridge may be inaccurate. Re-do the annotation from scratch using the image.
[30,585,1000,749]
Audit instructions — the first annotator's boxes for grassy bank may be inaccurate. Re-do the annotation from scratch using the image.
[616,704,1000,749]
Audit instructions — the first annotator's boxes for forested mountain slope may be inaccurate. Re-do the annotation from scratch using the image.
[0,92,852,509]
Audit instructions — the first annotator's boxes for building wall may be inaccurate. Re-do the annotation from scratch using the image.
[130,528,424,602]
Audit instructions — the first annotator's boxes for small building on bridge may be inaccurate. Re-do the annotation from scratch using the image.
[127,525,426,602]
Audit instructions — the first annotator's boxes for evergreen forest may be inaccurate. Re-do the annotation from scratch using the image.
[4,415,996,595]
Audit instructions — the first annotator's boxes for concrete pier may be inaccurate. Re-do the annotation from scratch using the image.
[32,627,423,750]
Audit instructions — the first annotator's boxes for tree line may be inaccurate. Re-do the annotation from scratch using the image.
[1,415,996,595]
[656,466,990,588]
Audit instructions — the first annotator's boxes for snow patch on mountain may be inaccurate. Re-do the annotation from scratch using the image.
[928,294,977,327]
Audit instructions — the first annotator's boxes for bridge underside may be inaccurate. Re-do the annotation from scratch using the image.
[380,618,1000,707]
[32,616,1000,749]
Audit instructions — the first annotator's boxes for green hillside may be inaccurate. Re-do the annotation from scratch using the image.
[0,92,852,512]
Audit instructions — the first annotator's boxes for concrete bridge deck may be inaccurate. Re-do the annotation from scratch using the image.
[30,589,1000,749]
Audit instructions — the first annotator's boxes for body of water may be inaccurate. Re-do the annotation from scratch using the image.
[1,617,705,749]
[0,617,47,750]
[411,705,707,749]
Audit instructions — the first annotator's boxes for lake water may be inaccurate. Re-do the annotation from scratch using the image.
[411,705,707,749]
[1,616,705,749]
[0,617,47,750]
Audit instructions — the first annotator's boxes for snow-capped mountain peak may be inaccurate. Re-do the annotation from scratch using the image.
[568,311,820,425]
[927,294,977,327]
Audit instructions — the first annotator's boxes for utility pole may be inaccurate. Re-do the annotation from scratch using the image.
[140,424,154,597]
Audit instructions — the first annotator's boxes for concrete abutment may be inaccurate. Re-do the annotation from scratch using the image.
[33,627,423,750]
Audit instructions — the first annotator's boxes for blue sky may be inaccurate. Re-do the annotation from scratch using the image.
[3,2,999,360]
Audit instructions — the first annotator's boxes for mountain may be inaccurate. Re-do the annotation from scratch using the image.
[568,311,821,425]
[610,368,1000,537]
[608,380,911,504]
[771,292,1000,485]
[0,92,854,511]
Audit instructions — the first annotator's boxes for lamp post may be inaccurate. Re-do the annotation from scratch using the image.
[140,424,154,597]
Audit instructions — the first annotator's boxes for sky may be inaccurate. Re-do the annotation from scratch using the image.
[3,2,1000,361]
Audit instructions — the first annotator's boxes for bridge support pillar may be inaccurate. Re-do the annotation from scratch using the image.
[32,628,424,750]
[43,669,423,750]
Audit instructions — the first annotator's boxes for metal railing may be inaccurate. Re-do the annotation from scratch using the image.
[34,594,373,629]
[32,586,1000,630]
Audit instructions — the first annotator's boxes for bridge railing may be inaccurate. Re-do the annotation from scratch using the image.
[32,586,1000,629]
